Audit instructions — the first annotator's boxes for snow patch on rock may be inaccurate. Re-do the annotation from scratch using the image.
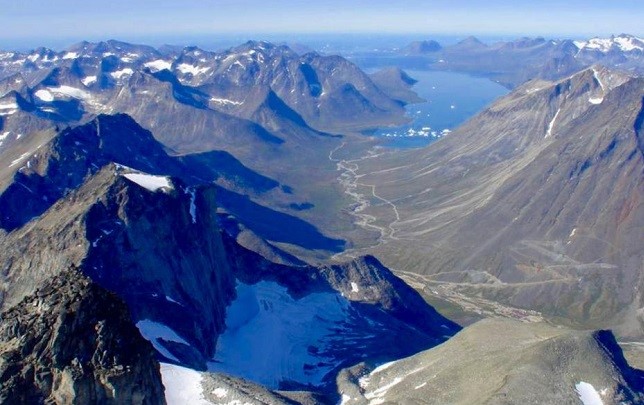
[545,108,561,138]
[177,63,210,76]
[210,97,243,106]
[160,363,212,405]
[49,85,91,100]
[123,173,173,192]
[136,320,190,363]
[0,102,18,110]
[82,76,97,86]
[34,89,54,102]
[575,381,604,405]
[145,59,172,72]
[9,152,32,168]
[110,68,134,79]
[212,387,228,398]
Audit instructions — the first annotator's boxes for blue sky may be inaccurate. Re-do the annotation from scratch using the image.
[1,0,642,48]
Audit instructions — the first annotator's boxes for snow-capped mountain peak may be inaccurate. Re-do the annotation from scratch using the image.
[574,34,644,53]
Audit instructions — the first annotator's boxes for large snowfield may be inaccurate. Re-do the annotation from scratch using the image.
[208,281,353,388]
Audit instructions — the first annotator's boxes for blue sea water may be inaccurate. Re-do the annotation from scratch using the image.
[374,70,509,148]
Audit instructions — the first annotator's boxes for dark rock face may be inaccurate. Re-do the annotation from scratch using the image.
[0,266,166,405]
[82,171,235,363]
[318,255,459,337]
[0,165,236,368]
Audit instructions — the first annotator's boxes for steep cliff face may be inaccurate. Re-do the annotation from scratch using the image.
[83,167,235,364]
[0,266,166,405]
[0,165,236,367]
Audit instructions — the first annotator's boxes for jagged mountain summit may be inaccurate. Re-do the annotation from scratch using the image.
[339,65,644,339]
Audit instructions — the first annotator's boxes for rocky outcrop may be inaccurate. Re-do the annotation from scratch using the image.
[0,266,166,404]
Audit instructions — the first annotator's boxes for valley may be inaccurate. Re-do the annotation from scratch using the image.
[0,30,642,404]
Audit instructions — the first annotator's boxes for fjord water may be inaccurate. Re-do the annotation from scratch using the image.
[375,70,509,148]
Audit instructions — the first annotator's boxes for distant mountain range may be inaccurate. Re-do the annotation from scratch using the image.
[352,34,643,88]
[0,39,409,141]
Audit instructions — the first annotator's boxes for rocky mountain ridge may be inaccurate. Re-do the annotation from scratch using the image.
[0,266,166,404]
[0,113,342,256]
